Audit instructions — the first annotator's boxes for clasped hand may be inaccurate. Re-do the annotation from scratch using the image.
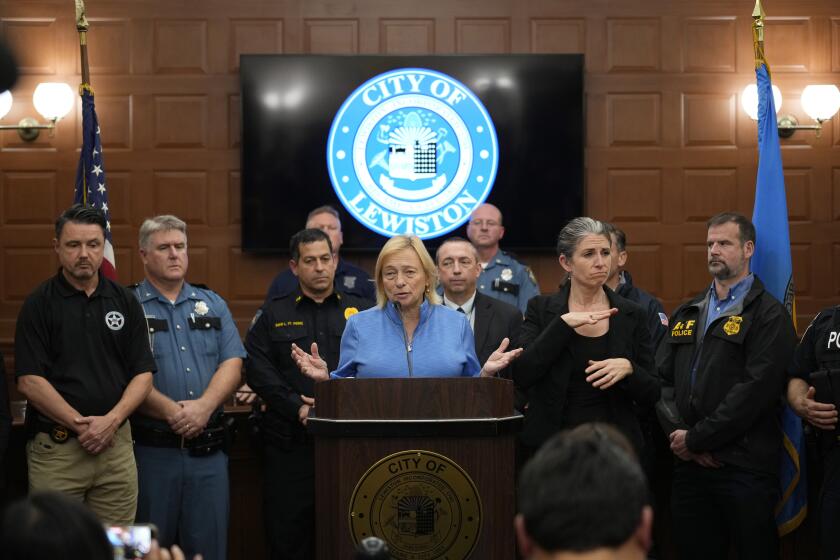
[75,413,119,455]
[669,429,721,468]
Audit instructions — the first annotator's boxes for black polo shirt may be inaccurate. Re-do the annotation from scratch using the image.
[15,270,157,417]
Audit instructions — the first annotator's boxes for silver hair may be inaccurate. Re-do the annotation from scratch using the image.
[139,215,188,249]
[555,217,610,258]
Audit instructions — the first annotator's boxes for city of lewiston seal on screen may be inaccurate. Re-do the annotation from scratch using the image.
[327,68,499,239]
[349,450,482,560]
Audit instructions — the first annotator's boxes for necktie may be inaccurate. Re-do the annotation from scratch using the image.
[457,307,465,314]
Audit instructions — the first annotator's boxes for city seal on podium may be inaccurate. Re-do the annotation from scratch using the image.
[327,68,499,240]
[349,449,482,560]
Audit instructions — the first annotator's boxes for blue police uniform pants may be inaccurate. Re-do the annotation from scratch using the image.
[671,462,779,560]
[134,446,229,560]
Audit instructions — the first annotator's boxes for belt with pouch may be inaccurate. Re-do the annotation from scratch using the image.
[133,422,227,456]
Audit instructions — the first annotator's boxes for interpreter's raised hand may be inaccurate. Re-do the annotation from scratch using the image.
[169,398,214,439]
[561,308,618,328]
[585,358,633,389]
[793,386,838,430]
[299,395,315,426]
[75,413,119,455]
[480,337,523,377]
[291,342,329,381]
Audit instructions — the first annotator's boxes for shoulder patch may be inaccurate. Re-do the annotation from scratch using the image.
[526,266,538,286]
[248,309,263,332]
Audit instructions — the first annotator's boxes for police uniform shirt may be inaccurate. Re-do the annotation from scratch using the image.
[790,306,840,383]
[264,259,375,302]
[476,249,540,314]
[14,270,157,417]
[245,288,373,425]
[131,279,246,429]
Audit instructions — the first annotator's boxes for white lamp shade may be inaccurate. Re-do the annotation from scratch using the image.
[741,83,782,121]
[801,85,840,122]
[32,82,75,121]
[0,90,12,120]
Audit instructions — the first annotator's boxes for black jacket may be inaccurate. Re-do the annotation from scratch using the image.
[656,276,796,475]
[513,282,660,450]
[245,288,373,439]
[473,292,522,375]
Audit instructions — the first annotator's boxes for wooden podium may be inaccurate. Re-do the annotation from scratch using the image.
[309,377,521,560]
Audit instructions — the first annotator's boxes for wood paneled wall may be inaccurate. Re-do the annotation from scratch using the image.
[1,0,839,349]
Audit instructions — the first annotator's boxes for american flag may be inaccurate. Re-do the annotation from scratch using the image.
[73,87,116,279]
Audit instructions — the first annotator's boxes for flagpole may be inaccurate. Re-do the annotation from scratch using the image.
[75,0,90,206]
[752,0,766,69]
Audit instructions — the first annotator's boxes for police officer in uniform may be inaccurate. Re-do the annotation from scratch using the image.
[130,216,245,560]
[15,204,155,524]
[264,205,374,301]
[466,203,539,314]
[656,212,796,560]
[246,228,373,559]
[788,306,840,560]
[604,224,668,349]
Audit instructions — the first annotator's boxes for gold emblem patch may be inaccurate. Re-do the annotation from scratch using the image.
[723,316,742,336]
[50,425,69,443]
[349,450,482,560]
[344,307,359,320]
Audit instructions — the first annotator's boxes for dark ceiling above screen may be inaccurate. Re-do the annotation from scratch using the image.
[240,54,584,253]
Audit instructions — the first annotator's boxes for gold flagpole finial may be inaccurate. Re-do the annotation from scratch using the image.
[75,0,89,32]
[752,0,766,20]
[752,0,767,69]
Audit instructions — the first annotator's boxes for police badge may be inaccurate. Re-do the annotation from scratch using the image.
[194,301,209,316]
[723,316,742,336]
[500,268,513,282]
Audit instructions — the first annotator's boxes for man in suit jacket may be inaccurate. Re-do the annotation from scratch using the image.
[436,237,522,375]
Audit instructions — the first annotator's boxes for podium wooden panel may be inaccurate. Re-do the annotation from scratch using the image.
[309,377,521,560]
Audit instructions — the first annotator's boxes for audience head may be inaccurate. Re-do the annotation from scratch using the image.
[53,204,108,284]
[555,217,612,291]
[306,205,343,254]
[435,237,481,301]
[0,491,112,560]
[705,212,755,282]
[516,423,652,559]
[289,228,336,299]
[374,235,440,309]
[466,203,504,253]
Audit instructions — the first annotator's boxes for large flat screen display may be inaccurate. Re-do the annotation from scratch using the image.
[241,54,583,252]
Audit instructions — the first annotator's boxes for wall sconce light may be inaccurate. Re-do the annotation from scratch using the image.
[742,83,840,138]
[0,82,75,142]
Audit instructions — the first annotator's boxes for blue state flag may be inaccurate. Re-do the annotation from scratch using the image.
[750,63,807,536]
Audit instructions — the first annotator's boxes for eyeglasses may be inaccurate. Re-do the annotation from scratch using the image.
[468,220,500,228]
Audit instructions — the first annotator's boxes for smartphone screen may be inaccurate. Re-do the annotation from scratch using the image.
[105,524,155,560]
